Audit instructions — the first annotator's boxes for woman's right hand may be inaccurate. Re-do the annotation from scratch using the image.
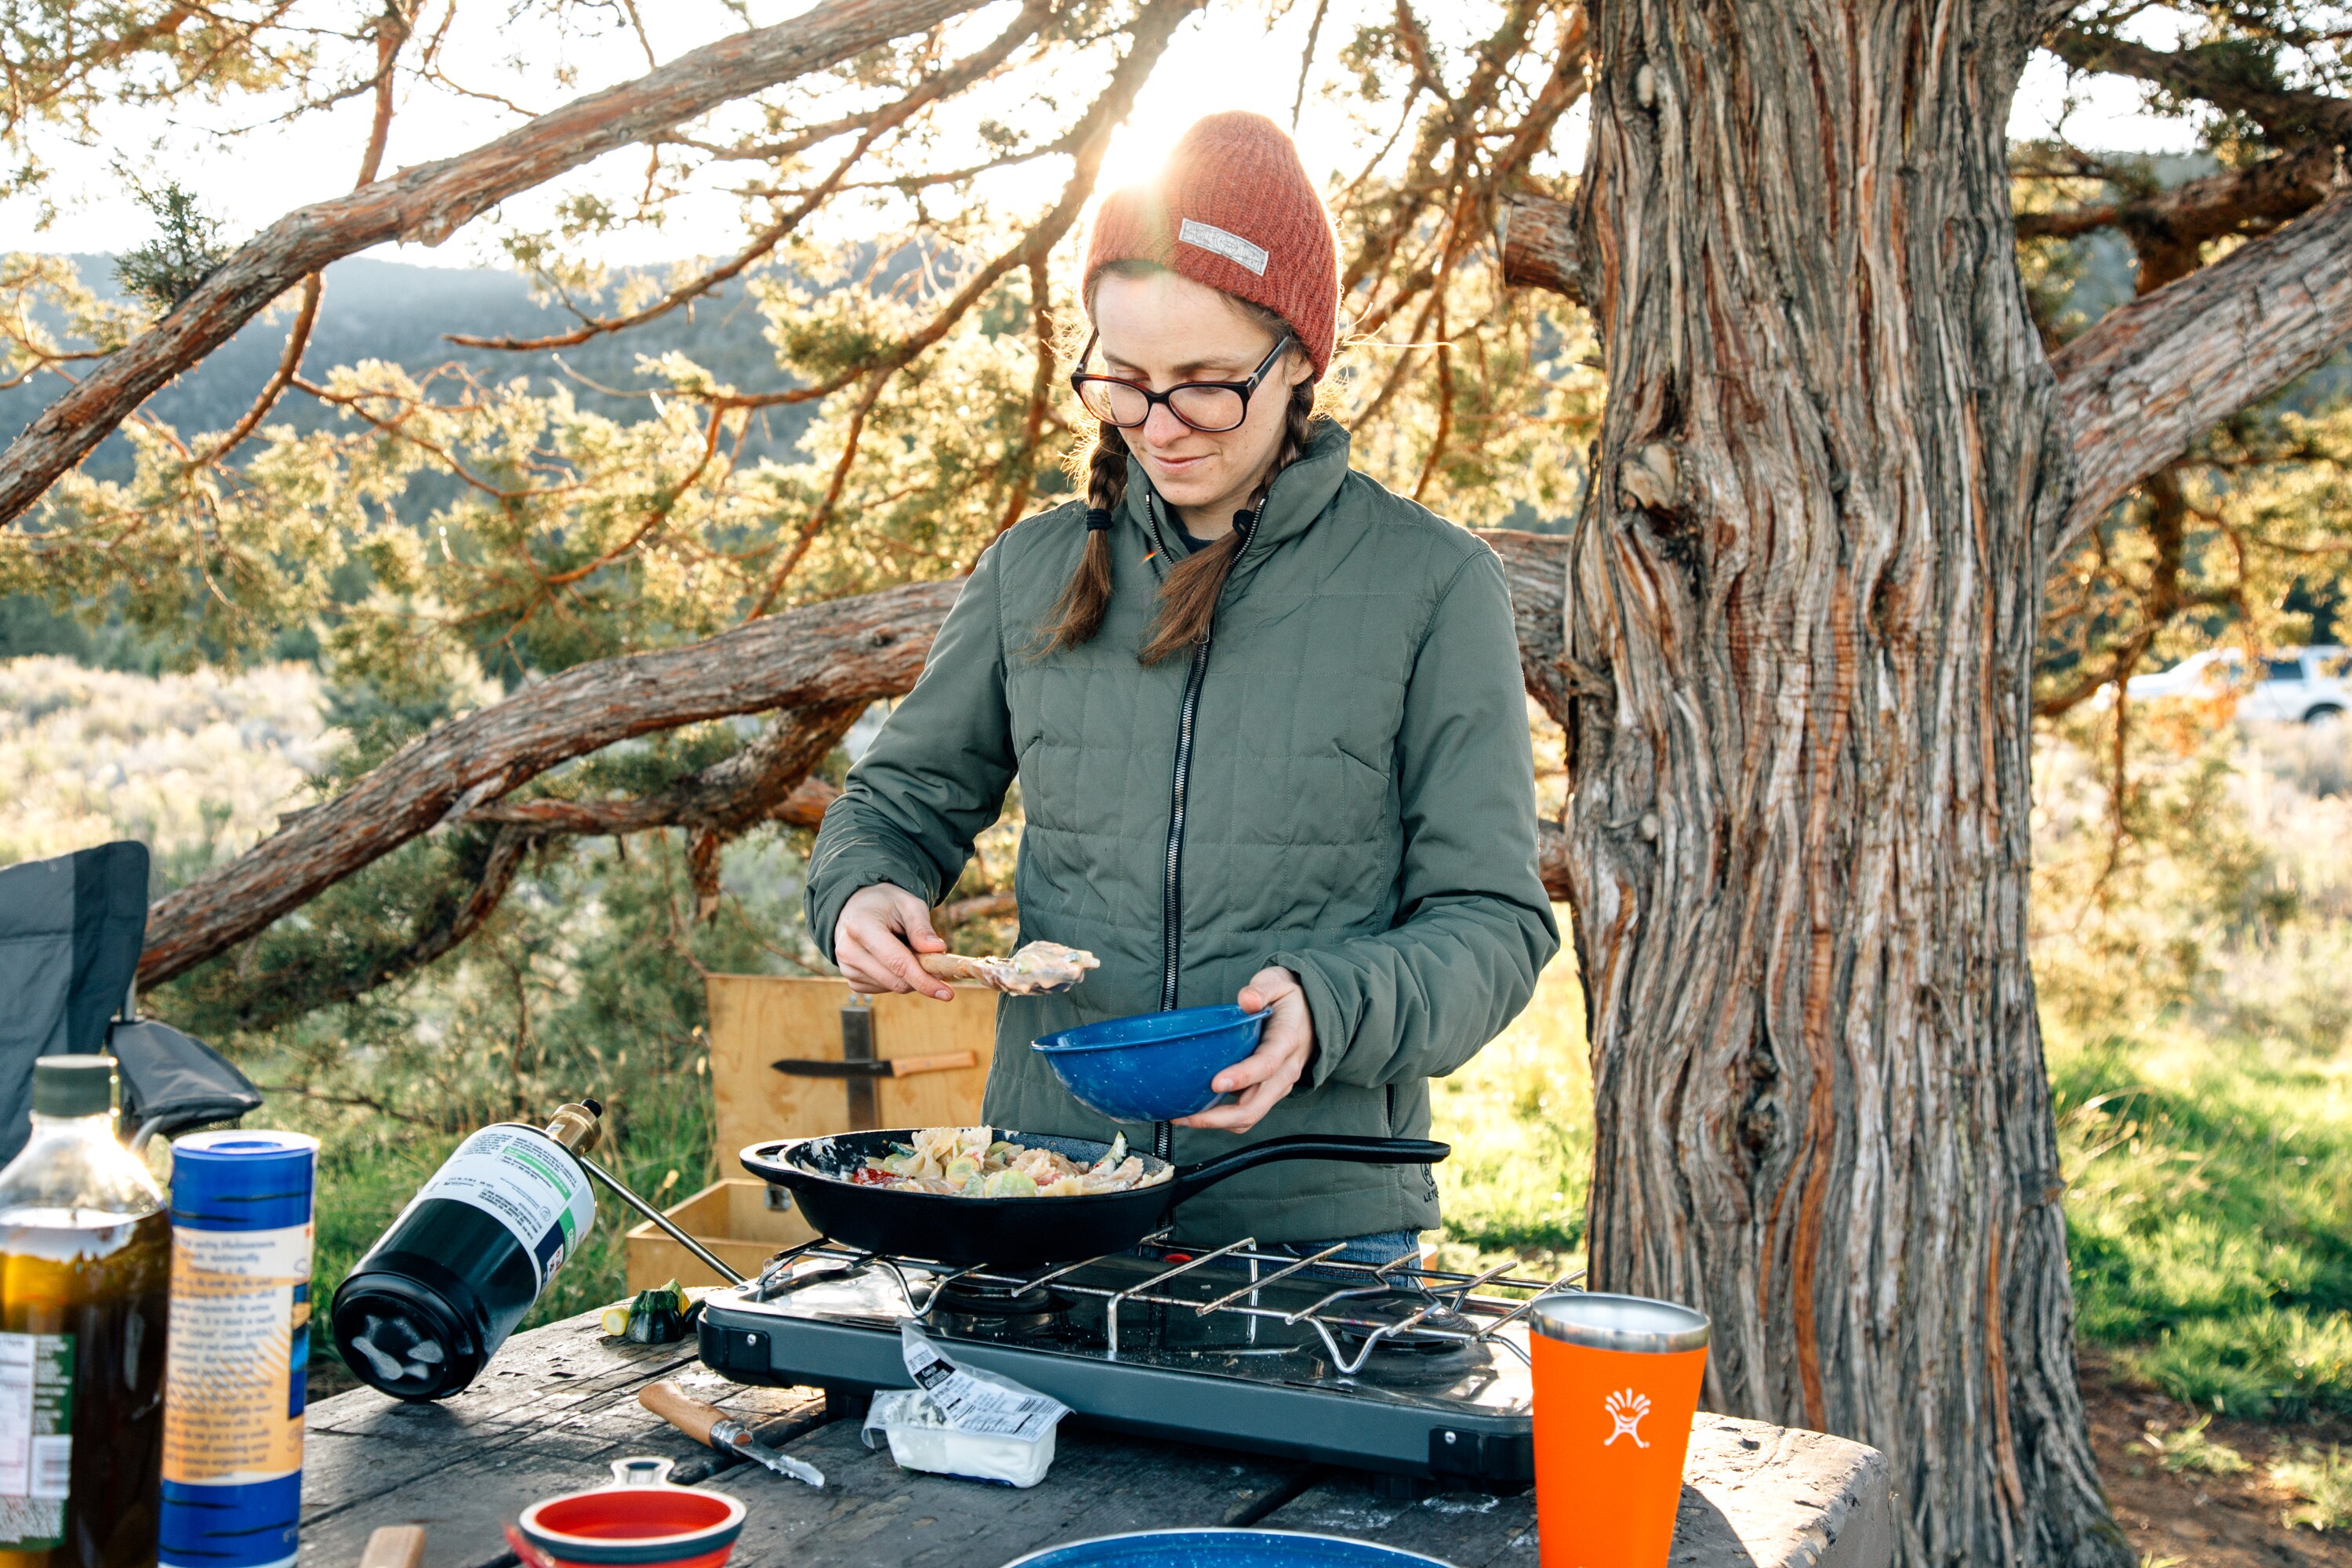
[833,884,955,1000]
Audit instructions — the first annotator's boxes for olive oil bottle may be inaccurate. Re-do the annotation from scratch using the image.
[0,1058,171,1568]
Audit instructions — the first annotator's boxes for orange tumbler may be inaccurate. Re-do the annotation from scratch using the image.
[1529,1292,1711,1568]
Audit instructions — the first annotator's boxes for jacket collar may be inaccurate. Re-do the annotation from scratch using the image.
[1120,419,1352,558]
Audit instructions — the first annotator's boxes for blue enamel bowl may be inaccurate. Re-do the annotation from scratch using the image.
[1003,1530,1454,1568]
[1031,1004,1271,1123]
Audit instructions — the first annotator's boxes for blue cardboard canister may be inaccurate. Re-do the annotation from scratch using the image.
[160,1131,320,1568]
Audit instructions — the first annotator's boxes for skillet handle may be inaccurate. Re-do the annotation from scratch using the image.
[740,1139,808,1185]
[1167,1134,1450,1207]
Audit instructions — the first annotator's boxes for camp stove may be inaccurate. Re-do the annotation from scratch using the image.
[697,1234,1581,1485]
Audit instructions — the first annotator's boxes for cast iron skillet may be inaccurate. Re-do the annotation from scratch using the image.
[740,1128,1449,1267]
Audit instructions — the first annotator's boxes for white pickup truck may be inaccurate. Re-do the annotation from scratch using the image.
[2124,644,2352,724]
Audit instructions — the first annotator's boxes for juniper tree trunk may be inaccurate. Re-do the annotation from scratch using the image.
[1566,5,2130,1565]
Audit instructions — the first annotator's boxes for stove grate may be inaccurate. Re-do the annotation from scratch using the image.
[744,1232,1585,1376]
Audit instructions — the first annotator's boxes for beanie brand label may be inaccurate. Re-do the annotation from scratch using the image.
[1178,219,1268,277]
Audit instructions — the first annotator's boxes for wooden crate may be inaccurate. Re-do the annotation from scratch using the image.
[704,973,997,1167]
[624,1178,816,1291]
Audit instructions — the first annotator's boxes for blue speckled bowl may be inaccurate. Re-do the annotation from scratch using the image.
[1000,1530,1456,1568]
[1031,1004,1271,1123]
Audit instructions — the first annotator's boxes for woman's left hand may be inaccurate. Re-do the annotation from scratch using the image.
[1172,966,1315,1134]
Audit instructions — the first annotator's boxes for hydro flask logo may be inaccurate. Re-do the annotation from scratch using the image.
[1603,1388,1652,1447]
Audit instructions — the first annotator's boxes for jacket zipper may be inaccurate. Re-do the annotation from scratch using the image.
[1162,633,1212,1012]
[1143,489,1269,1159]
[1138,493,1232,1166]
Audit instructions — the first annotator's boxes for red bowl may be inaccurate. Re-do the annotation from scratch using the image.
[518,1458,746,1568]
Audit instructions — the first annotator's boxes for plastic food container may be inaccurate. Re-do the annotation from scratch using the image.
[863,1388,1059,1487]
[999,1530,1456,1568]
[1030,1004,1271,1121]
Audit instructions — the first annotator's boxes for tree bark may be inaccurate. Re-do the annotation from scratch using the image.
[1498,194,1585,303]
[1504,183,2352,569]
[136,581,955,987]
[0,0,982,529]
[1566,5,2127,1565]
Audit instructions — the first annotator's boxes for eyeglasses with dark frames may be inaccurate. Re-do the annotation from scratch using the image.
[1069,331,1295,434]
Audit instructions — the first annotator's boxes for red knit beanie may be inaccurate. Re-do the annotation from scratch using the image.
[1083,111,1340,379]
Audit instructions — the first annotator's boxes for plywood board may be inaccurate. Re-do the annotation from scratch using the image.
[623,1178,816,1291]
[706,975,997,1169]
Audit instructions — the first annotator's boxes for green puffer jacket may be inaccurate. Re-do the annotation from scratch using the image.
[805,420,1559,1244]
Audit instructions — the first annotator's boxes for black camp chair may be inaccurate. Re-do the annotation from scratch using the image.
[0,841,263,1161]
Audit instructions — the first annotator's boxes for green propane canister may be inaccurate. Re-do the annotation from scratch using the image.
[328,1102,602,1401]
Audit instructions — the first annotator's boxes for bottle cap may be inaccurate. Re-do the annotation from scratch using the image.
[33,1055,115,1118]
[543,1101,604,1155]
[169,1130,319,1231]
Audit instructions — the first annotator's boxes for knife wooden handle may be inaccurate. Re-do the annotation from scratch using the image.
[916,953,993,982]
[360,1526,426,1568]
[888,1050,977,1076]
[640,1381,727,1448]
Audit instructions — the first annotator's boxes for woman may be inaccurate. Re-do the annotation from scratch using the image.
[806,111,1556,1262]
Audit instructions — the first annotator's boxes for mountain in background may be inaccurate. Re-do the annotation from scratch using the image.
[0,254,818,485]
[1,253,829,666]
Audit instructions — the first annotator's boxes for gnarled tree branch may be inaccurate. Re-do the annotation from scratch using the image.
[2016,141,2339,289]
[2047,27,2352,148]
[2050,184,2352,561]
[136,579,957,986]
[445,0,1051,354]
[1498,192,1584,302]
[1500,185,2352,572]
[0,0,982,529]
[465,700,864,837]
[177,702,863,1033]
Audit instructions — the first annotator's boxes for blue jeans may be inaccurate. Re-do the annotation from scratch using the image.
[1271,1229,1421,1275]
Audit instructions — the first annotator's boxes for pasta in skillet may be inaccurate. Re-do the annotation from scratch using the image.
[851,1127,1168,1197]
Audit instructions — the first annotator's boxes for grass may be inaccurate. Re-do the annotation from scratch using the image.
[2030,713,2352,1427]
[1428,948,1588,1279]
[2274,1444,2352,1532]
[2141,1414,2250,1475]
[2053,1032,2352,1419]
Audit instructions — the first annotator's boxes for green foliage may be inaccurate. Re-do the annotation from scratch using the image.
[2274,1445,2352,1532]
[2142,1414,2251,1475]
[1428,946,1589,1272]
[2124,1310,2352,1422]
[111,180,228,314]
[220,824,821,1367]
[2038,710,2352,1421]
[1,1,1598,710]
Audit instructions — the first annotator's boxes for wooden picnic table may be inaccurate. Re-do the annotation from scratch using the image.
[299,1310,1895,1568]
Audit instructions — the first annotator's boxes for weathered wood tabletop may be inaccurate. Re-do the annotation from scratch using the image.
[299,1312,1893,1568]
